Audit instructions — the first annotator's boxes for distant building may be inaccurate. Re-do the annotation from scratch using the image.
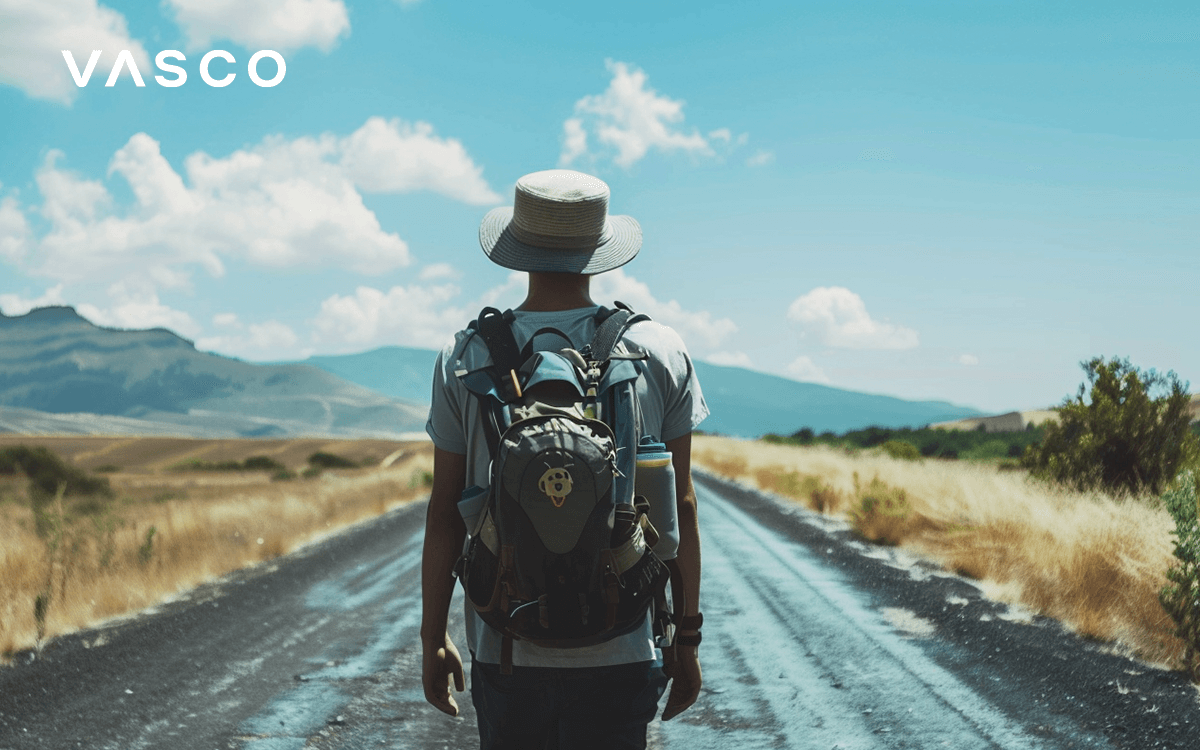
[932,395,1199,434]
[931,411,1052,433]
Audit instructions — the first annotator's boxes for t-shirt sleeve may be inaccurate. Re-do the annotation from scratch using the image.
[651,325,710,442]
[425,339,469,455]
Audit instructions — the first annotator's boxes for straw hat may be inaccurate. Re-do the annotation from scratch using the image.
[479,169,641,274]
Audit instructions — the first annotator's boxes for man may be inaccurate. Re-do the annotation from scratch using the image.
[421,169,705,749]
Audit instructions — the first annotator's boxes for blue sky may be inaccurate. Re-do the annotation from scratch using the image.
[1,0,1196,414]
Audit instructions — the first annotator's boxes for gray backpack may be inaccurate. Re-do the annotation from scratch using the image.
[454,305,670,673]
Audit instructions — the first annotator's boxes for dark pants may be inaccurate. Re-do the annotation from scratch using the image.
[470,659,668,750]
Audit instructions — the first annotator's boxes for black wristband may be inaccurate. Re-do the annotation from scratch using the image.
[675,632,702,647]
[677,612,703,631]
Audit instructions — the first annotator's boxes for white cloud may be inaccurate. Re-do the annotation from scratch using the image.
[560,118,588,167]
[306,268,736,357]
[213,312,240,327]
[339,117,500,204]
[957,354,980,366]
[8,118,496,289]
[197,319,299,358]
[164,0,350,53]
[418,263,459,281]
[560,60,713,168]
[311,282,470,350]
[591,269,736,351]
[76,284,201,337]
[746,150,775,167]
[0,191,30,261]
[787,355,831,384]
[0,284,67,316]
[787,287,919,350]
[0,0,151,104]
[703,351,752,368]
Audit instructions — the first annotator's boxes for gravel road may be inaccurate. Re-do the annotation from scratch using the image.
[2,471,1198,749]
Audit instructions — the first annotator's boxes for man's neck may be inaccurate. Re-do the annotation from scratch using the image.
[517,272,596,312]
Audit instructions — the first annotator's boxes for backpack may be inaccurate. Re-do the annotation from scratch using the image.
[453,304,671,673]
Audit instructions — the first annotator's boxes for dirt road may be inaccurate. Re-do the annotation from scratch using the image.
[2,472,1197,749]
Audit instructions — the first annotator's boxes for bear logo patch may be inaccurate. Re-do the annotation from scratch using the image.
[538,467,573,508]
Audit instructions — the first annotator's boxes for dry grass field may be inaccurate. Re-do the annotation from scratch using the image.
[693,435,1185,669]
[0,435,434,660]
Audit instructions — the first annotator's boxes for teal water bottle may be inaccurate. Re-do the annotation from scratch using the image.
[635,438,679,560]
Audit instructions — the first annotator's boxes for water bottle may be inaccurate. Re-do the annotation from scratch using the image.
[635,439,679,560]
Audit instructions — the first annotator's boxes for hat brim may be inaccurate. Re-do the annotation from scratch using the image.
[479,207,641,274]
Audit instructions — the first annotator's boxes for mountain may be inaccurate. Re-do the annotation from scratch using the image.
[691,361,982,437]
[274,346,438,404]
[286,345,985,438]
[0,307,427,438]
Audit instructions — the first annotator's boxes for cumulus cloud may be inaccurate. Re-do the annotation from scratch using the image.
[787,355,831,384]
[746,150,775,167]
[703,351,752,368]
[164,0,350,53]
[591,269,737,351]
[311,282,470,350]
[340,117,500,204]
[0,0,151,103]
[0,284,67,316]
[196,318,299,358]
[7,118,497,289]
[418,263,459,281]
[787,287,918,350]
[560,60,714,168]
[307,268,735,357]
[0,191,30,262]
[957,354,980,366]
[76,283,201,337]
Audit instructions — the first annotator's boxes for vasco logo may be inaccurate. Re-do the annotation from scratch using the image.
[62,49,286,89]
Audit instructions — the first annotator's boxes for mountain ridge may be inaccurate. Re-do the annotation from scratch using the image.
[0,306,427,438]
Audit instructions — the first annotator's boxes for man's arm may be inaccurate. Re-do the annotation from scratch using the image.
[420,447,468,716]
[661,431,702,721]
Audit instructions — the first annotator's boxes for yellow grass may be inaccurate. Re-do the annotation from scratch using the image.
[694,435,1184,668]
[0,438,433,659]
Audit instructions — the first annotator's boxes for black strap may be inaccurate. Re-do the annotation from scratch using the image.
[588,303,649,363]
[475,307,523,402]
[519,326,573,362]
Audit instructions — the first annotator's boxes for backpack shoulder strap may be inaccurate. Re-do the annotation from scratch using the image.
[589,302,651,363]
[474,307,523,402]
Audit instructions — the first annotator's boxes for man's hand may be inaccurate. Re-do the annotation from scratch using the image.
[661,646,702,721]
[422,633,465,716]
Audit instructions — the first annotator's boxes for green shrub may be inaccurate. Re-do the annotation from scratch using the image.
[411,470,434,489]
[1022,357,1198,497]
[307,451,358,469]
[0,445,112,499]
[272,469,297,482]
[1160,472,1200,681]
[880,439,920,461]
[243,455,285,471]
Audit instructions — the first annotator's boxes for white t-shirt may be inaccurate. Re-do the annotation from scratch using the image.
[425,305,708,667]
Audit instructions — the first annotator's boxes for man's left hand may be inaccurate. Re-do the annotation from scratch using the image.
[661,646,702,720]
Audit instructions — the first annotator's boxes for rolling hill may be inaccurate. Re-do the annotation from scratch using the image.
[0,307,427,438]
